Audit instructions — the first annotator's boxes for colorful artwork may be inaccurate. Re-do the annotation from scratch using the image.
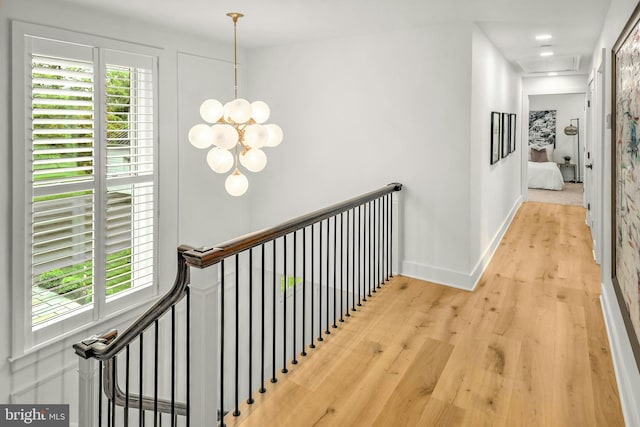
[614,14,640,354]
[528,110,556,147]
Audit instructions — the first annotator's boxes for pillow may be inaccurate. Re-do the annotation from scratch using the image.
[530,147,548,162]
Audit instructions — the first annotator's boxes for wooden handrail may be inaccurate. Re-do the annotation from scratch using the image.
[183,182,403,269]
[72,244,192,360]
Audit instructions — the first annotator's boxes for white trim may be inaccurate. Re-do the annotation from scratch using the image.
[11,20,162,357]
[10,361,77,402]
[469,195,522,289]
[601,281,640,427]
[402,196,521,291]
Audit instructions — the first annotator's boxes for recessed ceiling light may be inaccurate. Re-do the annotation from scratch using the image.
[548,72,558,76]
[536,34,553,40]
[540,51,554,57]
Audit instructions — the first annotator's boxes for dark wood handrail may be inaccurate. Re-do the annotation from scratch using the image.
[72,244,193,360]
[183,182,403,269]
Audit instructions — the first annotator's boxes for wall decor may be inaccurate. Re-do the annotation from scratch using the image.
[612,1,640,372]
[509,113,517,153]
[529,110,556,147]
[501,112,509,158]
[490,111,500,164]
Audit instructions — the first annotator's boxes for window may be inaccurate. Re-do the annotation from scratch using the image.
[13,24,159,348]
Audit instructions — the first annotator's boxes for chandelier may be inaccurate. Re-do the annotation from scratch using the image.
[188,13,283,196]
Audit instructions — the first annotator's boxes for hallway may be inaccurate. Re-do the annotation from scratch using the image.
[226,202,623,426]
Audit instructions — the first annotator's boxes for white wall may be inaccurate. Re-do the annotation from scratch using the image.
[590,0,640,425]
[529,93,586,179]
[0,0,249,423]
[245,24,479,287]
[469,26,523,289]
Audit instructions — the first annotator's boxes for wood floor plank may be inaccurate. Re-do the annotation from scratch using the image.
[225,202,624,427]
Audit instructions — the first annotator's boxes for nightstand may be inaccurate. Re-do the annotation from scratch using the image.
[558,163,577,182]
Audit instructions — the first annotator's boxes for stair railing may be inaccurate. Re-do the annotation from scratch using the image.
[74,182,402,427]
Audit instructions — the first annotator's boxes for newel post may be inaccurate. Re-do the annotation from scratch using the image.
[392,188,402,276]
[189,264,220,425]
[77,357,99,426]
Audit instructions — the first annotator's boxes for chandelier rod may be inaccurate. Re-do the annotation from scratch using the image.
[227,13,243,100]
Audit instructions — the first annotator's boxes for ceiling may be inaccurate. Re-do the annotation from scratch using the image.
[59,0,613,77]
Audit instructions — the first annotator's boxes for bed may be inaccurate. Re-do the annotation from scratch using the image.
[528,144,565,190]
[528,161,565,190]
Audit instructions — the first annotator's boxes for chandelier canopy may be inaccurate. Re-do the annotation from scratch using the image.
[188,13,283,196]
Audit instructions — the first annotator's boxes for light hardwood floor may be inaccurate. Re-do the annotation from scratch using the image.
[226,202,624,426]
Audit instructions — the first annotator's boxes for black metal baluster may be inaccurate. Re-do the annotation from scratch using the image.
[234,255,240,417]
[325,218,331,335]
[125,345,130,427]
[358,205,363,306]
[310,224,316,348]
[248,248,255,404]
[318,221,323,342]
[351,209,356,312]
[345,210,351,318]
[376,199,383,288]
[219,260,225,427]
[139,333,144,427]
[99,360,103,427]
[186,287,191,427]
[340,212,345,323]
[302,228,308,356]
[110,357,115,427]
[260,244,266,393]
[171,305,176,426]
[369,201,373,297]
[271,240,277,383]
[292,231,298,365]
[282,236,288,374]
[383,195,388,281]
[332,215,337,329]
[154,320,159,427]
[389,195,393,278]
[362,204,368,303]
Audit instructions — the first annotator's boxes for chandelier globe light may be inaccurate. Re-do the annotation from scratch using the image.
[188,12,283,196]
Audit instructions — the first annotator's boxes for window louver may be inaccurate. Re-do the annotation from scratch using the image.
[30,45,157,328]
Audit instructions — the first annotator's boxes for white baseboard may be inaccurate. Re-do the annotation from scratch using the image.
[601,281,640,427]
[401,196,522,292]
[401,260,475,291]
[468,196,522,290]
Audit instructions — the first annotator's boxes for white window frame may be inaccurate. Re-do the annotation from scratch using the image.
[11,21,161,354]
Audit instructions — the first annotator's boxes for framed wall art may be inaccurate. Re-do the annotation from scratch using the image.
[501,112,509,158]
[509,113,517,153]
[490,112,500,164]
[529,110,556,147]
[612,1,640,372]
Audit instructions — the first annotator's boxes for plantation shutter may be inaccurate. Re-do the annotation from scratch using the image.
[31,41,96,326]
[103,51,156,300]
[29,38,157,328]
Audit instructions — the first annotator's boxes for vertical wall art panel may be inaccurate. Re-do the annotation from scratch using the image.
[509,113,517,153]
[501,112,509,158]
[529,110,556,147]
[490,111,500,164]
[612,3,640,371]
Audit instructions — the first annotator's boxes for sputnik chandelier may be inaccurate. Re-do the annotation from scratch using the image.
[188,12,283,196]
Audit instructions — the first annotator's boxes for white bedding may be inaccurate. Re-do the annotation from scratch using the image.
[528,161,564,191]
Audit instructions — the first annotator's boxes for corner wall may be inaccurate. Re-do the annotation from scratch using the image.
[469,26,523,289]
[245,24,476,286]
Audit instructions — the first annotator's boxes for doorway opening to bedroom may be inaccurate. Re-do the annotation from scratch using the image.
[527,93,585,207]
